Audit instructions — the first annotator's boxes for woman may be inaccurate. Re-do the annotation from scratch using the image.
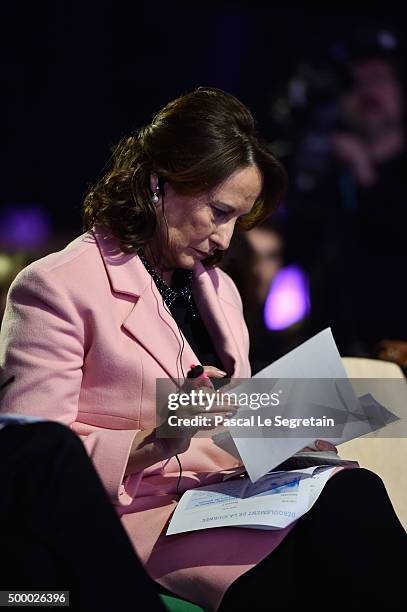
[0,88,405,610]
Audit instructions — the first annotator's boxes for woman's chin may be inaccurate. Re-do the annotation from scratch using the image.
[175,253,198,270]
[175,249,204,269]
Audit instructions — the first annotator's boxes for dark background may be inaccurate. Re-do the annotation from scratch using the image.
[2,2,405,235]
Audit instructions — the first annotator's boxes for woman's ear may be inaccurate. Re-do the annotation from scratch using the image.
[148,173,161,206]
[149,172,159,195]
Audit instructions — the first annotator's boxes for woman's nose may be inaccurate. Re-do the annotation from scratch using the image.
[210,225,234,251]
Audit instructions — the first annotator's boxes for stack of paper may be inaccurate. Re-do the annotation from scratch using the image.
[213,328,399,482]
[166,329,401,535]
[167,465,338,535]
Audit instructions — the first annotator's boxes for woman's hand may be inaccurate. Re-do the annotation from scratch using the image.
[125,365,235,475]
[300,440,338,453]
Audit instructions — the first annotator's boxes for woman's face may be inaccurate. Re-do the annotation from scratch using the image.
[151,165,263,270]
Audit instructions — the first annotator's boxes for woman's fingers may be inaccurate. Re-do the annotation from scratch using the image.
[182,365,226,393]
[300,440,338,453]
[202,365,228,378]
[190,398,238,415]
[176,405,238,432]
[315,439,338,453]
[173,366,234,434]
[190,411,238,430]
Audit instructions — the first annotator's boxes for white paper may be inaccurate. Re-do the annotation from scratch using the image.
[166,466,337,535]
[213,329,397,482]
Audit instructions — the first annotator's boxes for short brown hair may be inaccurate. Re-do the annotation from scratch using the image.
[83,87,287,266]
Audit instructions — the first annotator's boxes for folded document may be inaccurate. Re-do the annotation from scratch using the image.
[167,465,342,535]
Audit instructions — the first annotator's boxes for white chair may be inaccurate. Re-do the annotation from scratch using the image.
[339,357,407,529]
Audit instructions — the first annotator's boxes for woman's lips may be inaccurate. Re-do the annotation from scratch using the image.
[192,248,209,258]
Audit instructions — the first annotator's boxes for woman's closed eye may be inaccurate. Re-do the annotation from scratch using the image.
[211,206,229,221]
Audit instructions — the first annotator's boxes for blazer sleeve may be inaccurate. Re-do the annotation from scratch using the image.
[0,264,142,506]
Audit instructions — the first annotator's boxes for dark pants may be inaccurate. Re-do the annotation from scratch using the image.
[218,468,407,611]
[2,423,406,611]
[0,422,165,611]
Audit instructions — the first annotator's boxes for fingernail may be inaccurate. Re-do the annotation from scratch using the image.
[217,370,227,376]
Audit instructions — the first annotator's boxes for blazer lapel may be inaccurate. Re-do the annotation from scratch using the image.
[94,229,198,382]
[192,262,246,378]
[123,282,199,382]
[94,228,245,381]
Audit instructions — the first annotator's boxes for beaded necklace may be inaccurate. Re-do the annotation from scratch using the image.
[138,252,197,318]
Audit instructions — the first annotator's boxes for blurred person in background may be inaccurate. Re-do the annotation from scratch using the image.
[284,28,407,362]
[245,219,284,305]
[222,218,308,373]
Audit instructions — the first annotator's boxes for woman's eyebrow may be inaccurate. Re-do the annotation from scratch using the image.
[210,199,236,212]
[210,198,250,218]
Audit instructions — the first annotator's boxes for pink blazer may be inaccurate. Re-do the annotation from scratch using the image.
[0,228,295,610]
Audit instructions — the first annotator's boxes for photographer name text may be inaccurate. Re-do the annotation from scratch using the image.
[167,414,335,429]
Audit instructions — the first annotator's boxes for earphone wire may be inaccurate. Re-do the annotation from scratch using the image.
[160,293,185,498]
[155,180,186,498]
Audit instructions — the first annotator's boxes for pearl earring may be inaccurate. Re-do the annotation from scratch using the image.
[152,187,160,204]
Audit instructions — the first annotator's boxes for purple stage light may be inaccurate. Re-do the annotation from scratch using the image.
[264,265,310,331]
[0,205,51,249]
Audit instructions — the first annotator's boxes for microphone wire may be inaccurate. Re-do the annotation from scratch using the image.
[152,180,187,498]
